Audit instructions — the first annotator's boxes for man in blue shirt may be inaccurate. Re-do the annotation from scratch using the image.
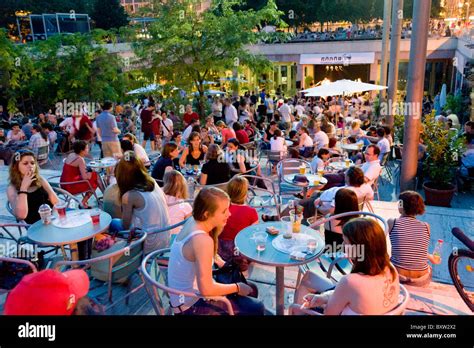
[95,101,121,159]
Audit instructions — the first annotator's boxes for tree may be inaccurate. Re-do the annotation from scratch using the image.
[134,0,285,117]
[91,0,129,30]
[0,29,127,113]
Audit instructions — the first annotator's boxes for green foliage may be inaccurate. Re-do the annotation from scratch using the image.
[91,0,129,30]
[443,93,463,116]
[304,75,314,87]
[393,114,404,144]
[422,114,466,188]
[134,0,284,117]
[0,29,127,113]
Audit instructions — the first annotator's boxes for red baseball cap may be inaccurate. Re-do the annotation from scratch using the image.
[4,269,90,315]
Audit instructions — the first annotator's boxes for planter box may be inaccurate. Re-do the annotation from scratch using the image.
[423,182,456,207]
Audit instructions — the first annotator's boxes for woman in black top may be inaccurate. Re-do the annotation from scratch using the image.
[179,132,208,168]
[7,149,58,224]
[200,144,231,185]
[151,142,180,186]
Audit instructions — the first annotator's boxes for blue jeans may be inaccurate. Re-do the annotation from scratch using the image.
[178,296,265,316]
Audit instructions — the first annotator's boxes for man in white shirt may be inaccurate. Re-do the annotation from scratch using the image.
[295,102,305,117]
[161,112,173,140]
[223,98,238,127]
[313,122,329,151]
[278,99,292,128]
[183,119,198,141]
[361,144,382,186]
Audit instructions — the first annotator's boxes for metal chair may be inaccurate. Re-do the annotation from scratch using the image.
[140,248,234,315]
[47,175,101,208]
[276,158,312,197]
[298,211,389,285]
[52,186,84,210]
[240,174,281,220]
[379,152,393,183]
[288,284,410,315]
[54,230,147,306]
[0,256,38,294]
[262,150,288,175]
[35,144,51,167]
[372,168,383,201]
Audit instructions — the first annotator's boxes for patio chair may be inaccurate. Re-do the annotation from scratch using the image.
[262,150,288,175]
[54,229,147,306]
[297,211,389,286]
[379,152,393,183]
[240,174,281,220]
[35,144,51,167]
[276,158,312,197]
[0,256,38,294]
[47,175,102,208]
[3,205,28,243]
[288,284,410,315]
[140,248,234,315]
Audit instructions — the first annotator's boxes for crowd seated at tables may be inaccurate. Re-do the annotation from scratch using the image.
[2,91,473,316]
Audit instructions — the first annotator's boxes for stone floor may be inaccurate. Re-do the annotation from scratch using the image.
[0,146,472,315]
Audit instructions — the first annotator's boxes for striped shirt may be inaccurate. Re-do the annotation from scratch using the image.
[389,216,430,271]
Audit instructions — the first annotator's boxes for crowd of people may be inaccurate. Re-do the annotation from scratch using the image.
[2,85,473,316]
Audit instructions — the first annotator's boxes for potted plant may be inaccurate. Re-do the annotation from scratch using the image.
[421,114,466,207]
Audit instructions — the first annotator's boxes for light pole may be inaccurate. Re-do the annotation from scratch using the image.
[400,0,432,192]
[387,0,404,128]
[379,0,392,102]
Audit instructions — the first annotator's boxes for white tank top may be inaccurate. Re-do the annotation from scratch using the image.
[168,230,207,308]
[132,184,170,254]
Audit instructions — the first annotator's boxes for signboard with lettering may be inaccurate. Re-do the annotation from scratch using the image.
[300,52,375,65]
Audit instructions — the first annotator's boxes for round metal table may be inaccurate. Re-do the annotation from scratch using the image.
[283,173,328,196]
[28,210,112,260]
[340,143,363,152]
[235,222,324,315]
[327,160,354,171]
[88,157,117,188]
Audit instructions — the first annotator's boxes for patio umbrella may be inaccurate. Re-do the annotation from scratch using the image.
[440,83,447,109]
[194,90,224,96]
[219,77,248,83]
[126,83,161,95]
[302,79,387,97]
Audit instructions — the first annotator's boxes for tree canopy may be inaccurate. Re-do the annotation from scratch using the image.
[134,0,286,117]
[0,29,127,113]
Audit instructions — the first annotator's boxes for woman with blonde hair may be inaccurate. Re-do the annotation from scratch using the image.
[297,218,400,315]
[218,176,258,271]
[163,170,192,235]
[168,187,265,315]
[7,149,59,224]
[111,151,170,253]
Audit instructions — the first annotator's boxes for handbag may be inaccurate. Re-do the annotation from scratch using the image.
[213,261,258,298]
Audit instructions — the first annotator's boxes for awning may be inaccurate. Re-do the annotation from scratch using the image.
[300,52,375,65]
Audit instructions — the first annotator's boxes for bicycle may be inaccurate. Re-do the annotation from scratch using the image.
[448,227,474,312]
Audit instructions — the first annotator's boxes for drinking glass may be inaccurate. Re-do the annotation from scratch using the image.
[253,232,268,252]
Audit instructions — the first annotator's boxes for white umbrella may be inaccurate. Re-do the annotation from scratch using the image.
[219,77,248,83]
[194,90,224,96]
[440,83,447,109]
[126,83,161,95]
[302,79,387,97]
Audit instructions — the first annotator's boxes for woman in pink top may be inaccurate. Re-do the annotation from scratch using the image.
[216,120,236,148]
[297,218,400,315]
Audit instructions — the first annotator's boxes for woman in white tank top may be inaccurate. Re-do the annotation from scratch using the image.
[111,152,170,254]
[297,218,400,315]
[168,187,265,315]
